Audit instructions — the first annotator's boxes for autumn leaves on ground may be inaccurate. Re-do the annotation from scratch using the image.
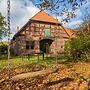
[0,58,90,90]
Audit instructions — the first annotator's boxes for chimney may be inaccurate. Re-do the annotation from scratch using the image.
[17,26,19,32]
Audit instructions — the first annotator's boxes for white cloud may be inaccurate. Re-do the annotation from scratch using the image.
[65,20,83,28]
[75,9,82,17]
[0,0,7,17]
[0,0,39,40]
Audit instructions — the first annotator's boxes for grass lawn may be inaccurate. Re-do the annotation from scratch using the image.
[0,56,43,68]
[0,55,67,69]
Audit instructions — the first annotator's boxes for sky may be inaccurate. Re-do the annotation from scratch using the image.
[0,0,90,40]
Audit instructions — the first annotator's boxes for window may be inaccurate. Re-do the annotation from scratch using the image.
[26,41,35,50]
[26,45,29,49]
[44,28,51,37]
[31,41,35,49]
[26,41,30,49]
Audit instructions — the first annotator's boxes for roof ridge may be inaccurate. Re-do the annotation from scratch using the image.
[30,10,41,20]
[31,10,60,24]
[43,11,59,23]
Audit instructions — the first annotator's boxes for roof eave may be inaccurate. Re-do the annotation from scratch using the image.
[30,19,62,26]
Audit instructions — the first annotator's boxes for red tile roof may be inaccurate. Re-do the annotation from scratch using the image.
[64,27,75,37]
[31,10,60,24]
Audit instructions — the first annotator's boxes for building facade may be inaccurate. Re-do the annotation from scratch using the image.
[11,10,75,55]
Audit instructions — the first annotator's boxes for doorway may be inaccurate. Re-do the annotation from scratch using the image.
[40,39,53,53]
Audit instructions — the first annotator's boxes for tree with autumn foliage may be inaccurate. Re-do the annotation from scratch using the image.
[31,0,89,22]
[65,12,90,61]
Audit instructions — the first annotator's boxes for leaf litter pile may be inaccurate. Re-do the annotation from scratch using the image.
[0,62,90,90]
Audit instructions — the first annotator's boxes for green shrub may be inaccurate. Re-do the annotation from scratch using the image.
[0,44,8,59]
[0,44,7,54]
[65,35,89,61]
[0,43,14,59]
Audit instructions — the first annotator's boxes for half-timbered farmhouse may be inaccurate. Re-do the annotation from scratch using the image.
[11,10,75,55]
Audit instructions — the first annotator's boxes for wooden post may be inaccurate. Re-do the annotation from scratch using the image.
[28,54,30,60]
[42,52,44,60]
[38,53,39,62]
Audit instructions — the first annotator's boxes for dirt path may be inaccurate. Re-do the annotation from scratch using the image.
[11,68,58,81]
